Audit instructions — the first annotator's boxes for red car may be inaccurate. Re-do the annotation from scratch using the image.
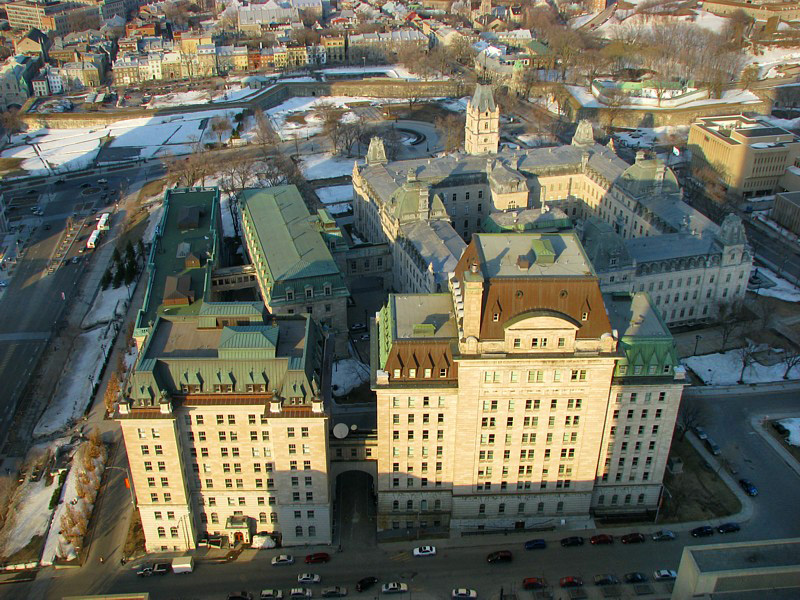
[589,534,613,545]
[522,577,547,590]
[305,552,331,564]
[559,576,583,588]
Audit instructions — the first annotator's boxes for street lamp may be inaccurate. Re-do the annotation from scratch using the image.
[106,465,136,506]
[693,334,701,356]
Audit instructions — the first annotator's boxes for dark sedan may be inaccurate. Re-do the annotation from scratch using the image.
[620,532,645,544]
[624,572,648,584]
[590,534,613,545]
[691,526,714,537]
[718,522,741,534]
[486,550,513,563]
[523,539,546,550]
[739,479,758,496]
[356,577,378,592]
[560,536,585,547]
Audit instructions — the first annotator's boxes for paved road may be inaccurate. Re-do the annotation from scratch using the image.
[0,165,164,448]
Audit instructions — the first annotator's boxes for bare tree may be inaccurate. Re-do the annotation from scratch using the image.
[0,108,24,143]
[677,397,707,440]
[103,373,120,415]
[737,342,758,384]
[210,115,232,147]
[781,347,800,379]
[739,64,759,90]
[434,113,465,153]
[717,300,743,351]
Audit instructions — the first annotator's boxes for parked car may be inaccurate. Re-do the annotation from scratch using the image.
[651,530,676,541]
[590,534,614,545]
[522,578,547,590]
[350,323,366,332]
[653,570,677,581]
[620,532,645,544]
[624,572,647,584]
[381,583,408,594]
[523,539,546,550]
[691,526,714,538]
[136,565,154,577]
[593,574,620,586]
[80,182,91,188]
[693,426,708,440]
[560,536,585,547]
[739,479,758,496]
[298,574,321,584]
[412,546,436,557]
[705,438,722,456]
[228,593,253,600]
[718,522,741,534]
[451,589,477,599]
[773,421,789,436]
[97,178,108,184]
[486,550,512,563]
[272,555,295,566]
[0,280,8,287]
[306,553,331,564]
[261,590,284,600]
[559,576,583,588]
[322,587,347,598]
[290,589,312,599]
[356,578,378,593]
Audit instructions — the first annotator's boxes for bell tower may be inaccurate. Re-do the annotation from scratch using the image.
[465,84,499,155]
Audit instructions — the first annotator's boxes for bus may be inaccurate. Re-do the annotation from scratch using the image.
[86,230,100,249]
[96,213,110,231]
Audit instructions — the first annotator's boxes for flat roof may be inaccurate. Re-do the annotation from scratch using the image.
[604,292,669,339]
[735,126,792,138]
[691,539,800,573]
[474,233,595,278]
[140,188,219,328]
[777,191,800,208]
[392,294,458,340]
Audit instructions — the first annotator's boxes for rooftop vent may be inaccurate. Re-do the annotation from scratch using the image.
[516,255,530,269]
[531,239,556,265]
[412,323,435,337]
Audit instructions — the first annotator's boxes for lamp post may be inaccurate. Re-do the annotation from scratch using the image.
[693,334,701,356]
[106,465,135,506]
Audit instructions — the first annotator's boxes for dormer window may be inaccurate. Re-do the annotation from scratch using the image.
[581,312,588,321]
[439,368,447,377]
[393,369,401,378]
[492,313,499,322]
[324,284,332,296]
[409,369,417,378]
[305,287,313,299]
[286,289,294,301]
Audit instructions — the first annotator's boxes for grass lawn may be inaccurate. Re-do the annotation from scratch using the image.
[659,435,741,523]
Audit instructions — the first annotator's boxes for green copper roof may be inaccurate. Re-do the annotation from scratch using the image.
[219,325,278,351]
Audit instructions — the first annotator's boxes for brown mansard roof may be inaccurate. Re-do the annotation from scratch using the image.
[455,240,612,340]
[384,340,458,383]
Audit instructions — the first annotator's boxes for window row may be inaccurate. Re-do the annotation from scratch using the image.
[483,369,587,384]
[390,396,447,408]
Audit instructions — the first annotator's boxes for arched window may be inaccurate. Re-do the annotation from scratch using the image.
[259,512,267,523]
[556,501,564,513]
[392,500,399,510]
[295,525,303,537]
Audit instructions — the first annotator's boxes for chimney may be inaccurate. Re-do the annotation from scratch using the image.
[516,255,530,269]
[462,262,484,340]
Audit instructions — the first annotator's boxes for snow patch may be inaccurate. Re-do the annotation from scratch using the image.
[1,475,58,558]
[684,348,800,386]
[300,153,362,180]
[753,267,800,303]
[316,185,353,204]
[780,418,800,447]
[331,358,370,397]
[81,285,132,329]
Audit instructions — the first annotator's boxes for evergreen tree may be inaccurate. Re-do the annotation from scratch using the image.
[112,266,124,288]
[100,269,112,290]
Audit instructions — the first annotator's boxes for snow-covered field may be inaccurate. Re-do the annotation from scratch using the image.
[34,327,114,437]
[316,185,353,204]
[1,473,58,558]
[566,85,761,111]
[300,153,361,180]
[81,285,132,329]
[753,268,800,303]
[780,418,800,447]
[320,65,447,81]
[145,86,260,109]
[2,108,241,175]
[325,203,352,216]
[596,7,730,37]
[331,358,370,397]
[684,348,800,386]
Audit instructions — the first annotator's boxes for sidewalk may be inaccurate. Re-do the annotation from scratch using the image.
[379,432,754,555]
[750,412,800,479]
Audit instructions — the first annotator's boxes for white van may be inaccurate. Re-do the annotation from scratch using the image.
[172,556,194,574]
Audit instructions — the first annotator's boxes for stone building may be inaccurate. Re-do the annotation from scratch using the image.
[371,232,686,534]
[239,186,350,356]
[688,115,800,200]
[353,86,753,327]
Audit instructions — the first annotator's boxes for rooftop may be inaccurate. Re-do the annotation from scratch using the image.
[604,292,670,339]
[138,188,219,330]
[777,191,800,208]
[391,294,458,340]
[472,233,595,278]
[625,232,716,263]
[399,220,466,283]
[239,186,342,283]
[690,538,800,573]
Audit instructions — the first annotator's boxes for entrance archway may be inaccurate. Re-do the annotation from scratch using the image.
[335,471,376,548]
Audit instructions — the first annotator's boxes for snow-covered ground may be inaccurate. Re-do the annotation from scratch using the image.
[597,7,731,37]
[684,348,800,386]
[613,125,689,149]
[746,47,800,79]
[81,285,132,329]
[2,108,241,176]
[143,203,165,244]
[440,97,469,113]
[34,327,114,438]
[331,358,370,397]
[41,443,106,566]
[1,473,58,558]
[324,203,352,216]
[316,185,353,204]
[752,267,800,303]
[145,86,260,109]
[300,153,361,180]
[320,65,447,81]
[780,417,800,447]
[566,85,761,111]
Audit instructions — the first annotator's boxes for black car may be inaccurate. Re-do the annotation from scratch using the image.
[691,526,714,537]
[356,577,378,592]
[718,522,741,534]
[624,572,648,584]
[620,532,645,544]
[739,479,758,496]
[486,550,513,563]
[560,536,585,547]
[593,574,620,586]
